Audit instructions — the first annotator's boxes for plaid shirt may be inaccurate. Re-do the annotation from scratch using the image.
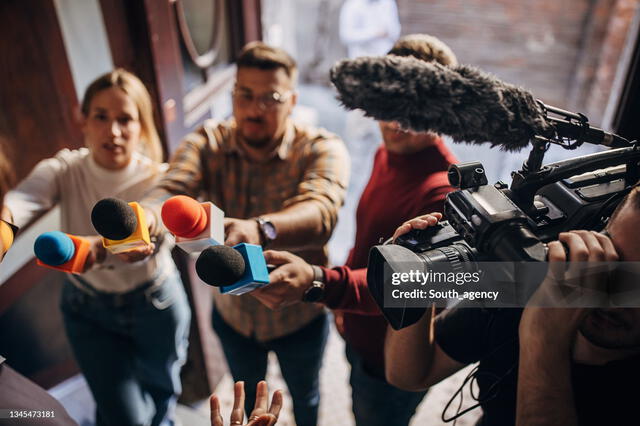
[143,119,349,341]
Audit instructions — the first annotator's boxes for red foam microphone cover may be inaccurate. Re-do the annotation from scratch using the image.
[161,195,208,238]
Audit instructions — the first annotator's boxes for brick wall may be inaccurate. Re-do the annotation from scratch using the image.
[397,0,639,125]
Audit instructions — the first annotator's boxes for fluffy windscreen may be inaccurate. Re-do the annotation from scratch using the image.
[330,55,554,152]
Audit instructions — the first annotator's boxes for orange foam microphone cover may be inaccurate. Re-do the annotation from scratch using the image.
[161,195,208,238]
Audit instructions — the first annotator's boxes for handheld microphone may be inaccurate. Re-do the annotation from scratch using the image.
[91,198,151,254]
[1,220,18,260]
[161,195,224,253]
[195,244,269,295]
[34,231,91,274]
[330,56,630,151]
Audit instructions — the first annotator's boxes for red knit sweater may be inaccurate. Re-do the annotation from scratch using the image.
[322,139,457,376]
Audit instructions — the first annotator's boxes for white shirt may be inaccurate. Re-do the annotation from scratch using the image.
[5,148,175,293]
[339,0,401,58]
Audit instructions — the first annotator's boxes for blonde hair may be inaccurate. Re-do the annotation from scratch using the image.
[388,34,458,66]
[81,69,163,163]
[236,41,298,84]
[0,138,15,206]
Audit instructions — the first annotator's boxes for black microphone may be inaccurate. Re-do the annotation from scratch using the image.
[330,56,629,151]
[195,244,270,295]
[91,197,151,253]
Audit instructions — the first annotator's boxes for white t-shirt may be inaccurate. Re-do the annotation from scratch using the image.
[339,0,401,58]
[5,148,176,293]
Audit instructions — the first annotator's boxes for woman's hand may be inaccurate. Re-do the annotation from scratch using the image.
[210,381,283,426]
[81,235,107,272]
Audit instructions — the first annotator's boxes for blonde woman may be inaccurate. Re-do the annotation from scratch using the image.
[3,69,190,426]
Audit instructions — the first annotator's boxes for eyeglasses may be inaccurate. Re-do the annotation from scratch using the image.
[1,218,19,260]
[232,88,293,111]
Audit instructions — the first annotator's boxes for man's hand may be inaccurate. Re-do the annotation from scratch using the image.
[520,230,619,347]
[225,218,262,247]
[80,235,107,272]
[392,213,442,242]
[516,230,618,426]
[251,250,315,310]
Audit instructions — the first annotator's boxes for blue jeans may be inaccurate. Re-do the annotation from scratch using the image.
[212,309,329,426]
[346,344,427,426]
[61,273,191,426]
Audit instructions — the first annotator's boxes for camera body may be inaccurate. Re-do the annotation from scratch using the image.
[368,143,640,330]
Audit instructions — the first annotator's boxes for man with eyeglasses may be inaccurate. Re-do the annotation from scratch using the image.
[142,42,349,426]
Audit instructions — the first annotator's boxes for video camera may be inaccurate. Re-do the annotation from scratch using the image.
[367,103,640,329]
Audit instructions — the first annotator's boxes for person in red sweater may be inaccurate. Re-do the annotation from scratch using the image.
[252,34,459,426]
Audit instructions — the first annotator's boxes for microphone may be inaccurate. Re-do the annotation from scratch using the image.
[34,231,91,274]
[330,56,629,151]
[161,195,224,253]
[195,244,269,295]
[1,220,17,259]
[91,198,151,254]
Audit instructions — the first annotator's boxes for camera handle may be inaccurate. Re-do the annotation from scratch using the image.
[510,145,640,212]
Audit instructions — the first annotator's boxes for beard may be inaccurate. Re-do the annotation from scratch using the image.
[238,118,272,148]
[579,309,640,350]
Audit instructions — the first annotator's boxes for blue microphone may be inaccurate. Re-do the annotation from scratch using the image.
[34,231,91,274]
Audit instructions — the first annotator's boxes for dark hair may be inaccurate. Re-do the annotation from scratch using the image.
[388,34,458,66]
[236,41,298,82]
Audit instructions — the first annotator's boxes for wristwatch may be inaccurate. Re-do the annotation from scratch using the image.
[302,265,326,303]
[255,217,277,247]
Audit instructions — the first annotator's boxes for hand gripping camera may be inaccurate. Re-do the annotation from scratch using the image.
[368,105,639,329]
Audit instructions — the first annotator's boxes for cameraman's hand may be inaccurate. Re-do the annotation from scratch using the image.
[210,381,283,426]
[520,230,618,347]
[250,250,315,310]
[392,212,442,242]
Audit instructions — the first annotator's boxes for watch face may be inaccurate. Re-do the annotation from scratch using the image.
[262,221,277,240]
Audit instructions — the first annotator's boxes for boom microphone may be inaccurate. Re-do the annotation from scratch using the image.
[330,56,629,151]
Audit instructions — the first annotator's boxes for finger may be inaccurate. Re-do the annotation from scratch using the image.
[263,250,294,266]
[593,232,619,262]
[253,380,269,413]
[559,232,589,262]
[209,395,223,426]
[573,230,605,262]
[268,389,283,418]
[247,414,278,426]
[230,381,245,425]
[546,240,567,283]
[406,219,431,230]
[392,223,413,241]
[414,213,441,225]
